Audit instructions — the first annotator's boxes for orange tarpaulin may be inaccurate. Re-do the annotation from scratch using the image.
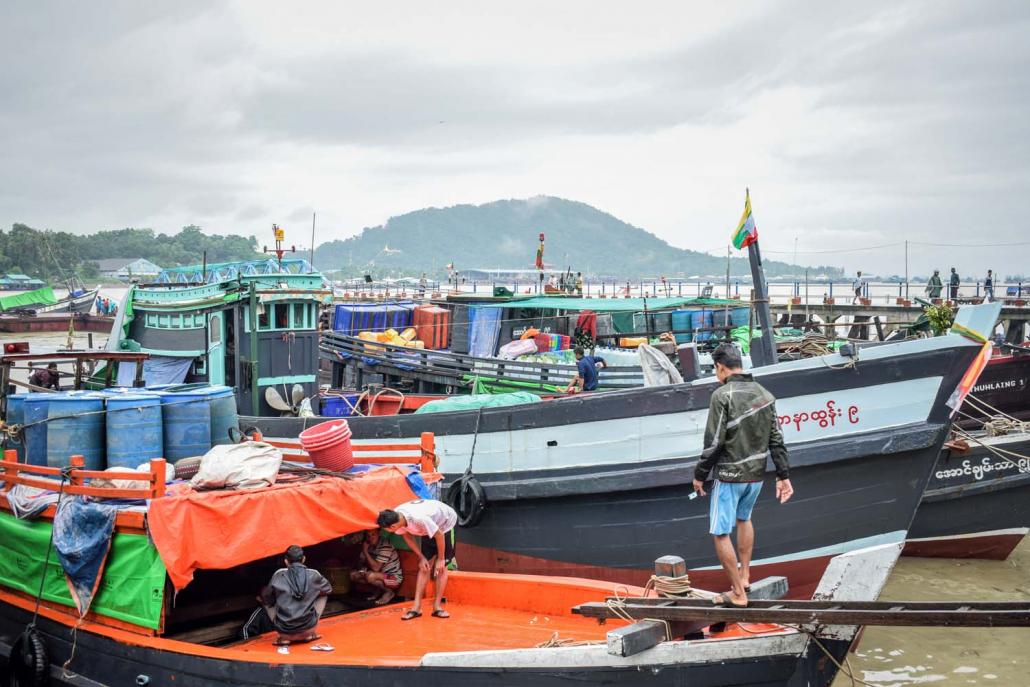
[147,467,420,590]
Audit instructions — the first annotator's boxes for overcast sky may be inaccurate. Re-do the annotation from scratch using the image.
[3,1,1029,277]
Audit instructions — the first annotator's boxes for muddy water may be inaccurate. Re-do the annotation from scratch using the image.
[833,538,1030,686]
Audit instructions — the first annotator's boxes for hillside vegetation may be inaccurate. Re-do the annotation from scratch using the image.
[314,196,839,278]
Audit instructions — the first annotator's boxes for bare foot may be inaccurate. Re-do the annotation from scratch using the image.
[375,590,397,606]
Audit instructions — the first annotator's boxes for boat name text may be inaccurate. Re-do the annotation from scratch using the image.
[778,400,859,432]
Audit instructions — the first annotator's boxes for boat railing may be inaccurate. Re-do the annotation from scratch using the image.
[320,332,646,390]
[265,431,439,473]
[0,451,167,501]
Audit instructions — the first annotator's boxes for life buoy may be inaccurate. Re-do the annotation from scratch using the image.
[445,473,487,528]
[8,627,48,687]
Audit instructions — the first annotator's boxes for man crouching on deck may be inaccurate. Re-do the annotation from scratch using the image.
[377,499,458,620]
[258,545,332,645]
[692,343,793,609]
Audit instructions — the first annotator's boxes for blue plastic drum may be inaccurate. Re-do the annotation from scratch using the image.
[47,392,106,470]
[23,392,56,466]
[160,390,212,461]
[206,386,238,446]
[3,394,27,462]
[691,310,714,342]
[106,393,163,468]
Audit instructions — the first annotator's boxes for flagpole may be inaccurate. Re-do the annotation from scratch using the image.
[744,189,777,366]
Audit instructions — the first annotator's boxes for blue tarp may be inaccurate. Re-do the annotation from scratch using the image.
[468,306,502,357]
[117,356,193,387]
[332,302,415,335]
[53,496,117,617]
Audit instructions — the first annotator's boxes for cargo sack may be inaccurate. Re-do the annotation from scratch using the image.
[190,442,283,490]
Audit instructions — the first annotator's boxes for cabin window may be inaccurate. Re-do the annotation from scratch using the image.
[294,303,304,329]
[275,304,289,329]
[193,357,206,375]
[158,314,170,328]
[146,313,157,327]
[209,314,221,344]
[257,307,269,330]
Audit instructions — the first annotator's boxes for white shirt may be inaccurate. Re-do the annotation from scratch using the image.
[395,499,458,538]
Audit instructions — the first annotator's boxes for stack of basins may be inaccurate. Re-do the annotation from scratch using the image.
[298,419,354,471]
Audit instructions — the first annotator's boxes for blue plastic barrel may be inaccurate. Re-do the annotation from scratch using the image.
[106,394,163,468]
[691,310,714,342]
[47,392,106,470]
[160,390,213,461]
[730,307,750,328]
[4,394,27,462]
[207,386,238,446]
[23,393,55,466]
[671,309,694,344]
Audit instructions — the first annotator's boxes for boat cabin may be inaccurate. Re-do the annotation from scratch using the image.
[111,258,332,415]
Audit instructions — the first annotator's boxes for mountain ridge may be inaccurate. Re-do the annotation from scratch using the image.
[313,196,841,279]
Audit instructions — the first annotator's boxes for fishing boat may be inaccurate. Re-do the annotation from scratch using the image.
[104,255,331,415]
[0,285,99,316]
[906,427,1030,559]
[955,347,1030,427]
[250,303,999,598]
[0,450,903,687]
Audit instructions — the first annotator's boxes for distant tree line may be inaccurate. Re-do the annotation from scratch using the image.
[0,223,262,280]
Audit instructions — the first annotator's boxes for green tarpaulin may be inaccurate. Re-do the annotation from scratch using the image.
[484,296,740,312]
[0,511,166,629]
[0,285,57,312]
[414,391,541,414]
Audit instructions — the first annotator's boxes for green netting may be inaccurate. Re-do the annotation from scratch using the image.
[414,391,541,414]
[485,296,739,312]
[0,511,166,629]
[463,375,564,395]
[0,285,57,311]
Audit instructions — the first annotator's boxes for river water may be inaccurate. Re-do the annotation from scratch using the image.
[832,538,1030,686]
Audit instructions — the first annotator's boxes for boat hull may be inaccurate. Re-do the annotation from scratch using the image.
[905,434,1030,559]
[0,595,851,687]
[958,352,1030,427]
[0,313,113,333]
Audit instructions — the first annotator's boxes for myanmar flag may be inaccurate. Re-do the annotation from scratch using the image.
[731,191,758,250]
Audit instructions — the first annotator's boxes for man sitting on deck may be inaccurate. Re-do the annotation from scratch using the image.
[564,346,606,393]
[350,528,403,606]
[377,499,458,620]
[258,545,332,645]
[27,362,60,390]
[692,344,793,609]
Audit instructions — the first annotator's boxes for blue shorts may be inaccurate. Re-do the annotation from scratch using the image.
[709,480,763,536]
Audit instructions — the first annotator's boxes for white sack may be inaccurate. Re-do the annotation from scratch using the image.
[190,441,283,490]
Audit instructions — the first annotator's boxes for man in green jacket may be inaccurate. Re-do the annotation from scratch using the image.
[926,270,944,299]
[693,344,793,608]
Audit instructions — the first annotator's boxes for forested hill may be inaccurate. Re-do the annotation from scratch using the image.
[314,196,839,279]
[0,224,261,279]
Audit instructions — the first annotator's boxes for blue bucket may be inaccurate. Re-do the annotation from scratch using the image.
[730,307,750,328]
[47,392,106,470]
[671,309,694,344]
[106,393,163,468]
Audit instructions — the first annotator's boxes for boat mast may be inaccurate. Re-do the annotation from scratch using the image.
[745,189,776,366]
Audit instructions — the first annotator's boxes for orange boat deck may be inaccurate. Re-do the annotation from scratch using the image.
[231,601,611,666]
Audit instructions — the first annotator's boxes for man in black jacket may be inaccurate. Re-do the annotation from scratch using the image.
[692,344,793,608]
[258,545,332,645]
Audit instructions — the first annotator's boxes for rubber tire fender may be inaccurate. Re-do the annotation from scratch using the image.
[7,627,48,687]
[445,474,487,528]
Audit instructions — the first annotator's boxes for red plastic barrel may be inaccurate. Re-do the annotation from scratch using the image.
[299,420,354,471]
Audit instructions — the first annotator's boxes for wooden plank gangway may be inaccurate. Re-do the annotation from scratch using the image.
[573,597,1030,628]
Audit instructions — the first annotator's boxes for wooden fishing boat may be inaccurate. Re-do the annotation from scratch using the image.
[906,429,1030,559]
[955,348,1030,427]
[250,304,1000,599]
[0,450,902,687]
[0,286,99,317]
[0,312,113,334]
[103,254,331,414]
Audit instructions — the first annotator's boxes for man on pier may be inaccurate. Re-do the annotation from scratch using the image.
[949,268,960,301]
[851,270,864,304]
[693,344,792,609]
[378,499,458,620]
[985,270,995,302]
[926,270,944,300]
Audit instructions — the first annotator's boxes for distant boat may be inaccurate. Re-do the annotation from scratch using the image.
[0,285,99,315]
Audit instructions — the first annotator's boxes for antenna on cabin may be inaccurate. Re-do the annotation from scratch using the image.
[263,224,296,272]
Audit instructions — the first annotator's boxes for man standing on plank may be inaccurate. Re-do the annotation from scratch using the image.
[692,343,793,608]
[377,499,458,620]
